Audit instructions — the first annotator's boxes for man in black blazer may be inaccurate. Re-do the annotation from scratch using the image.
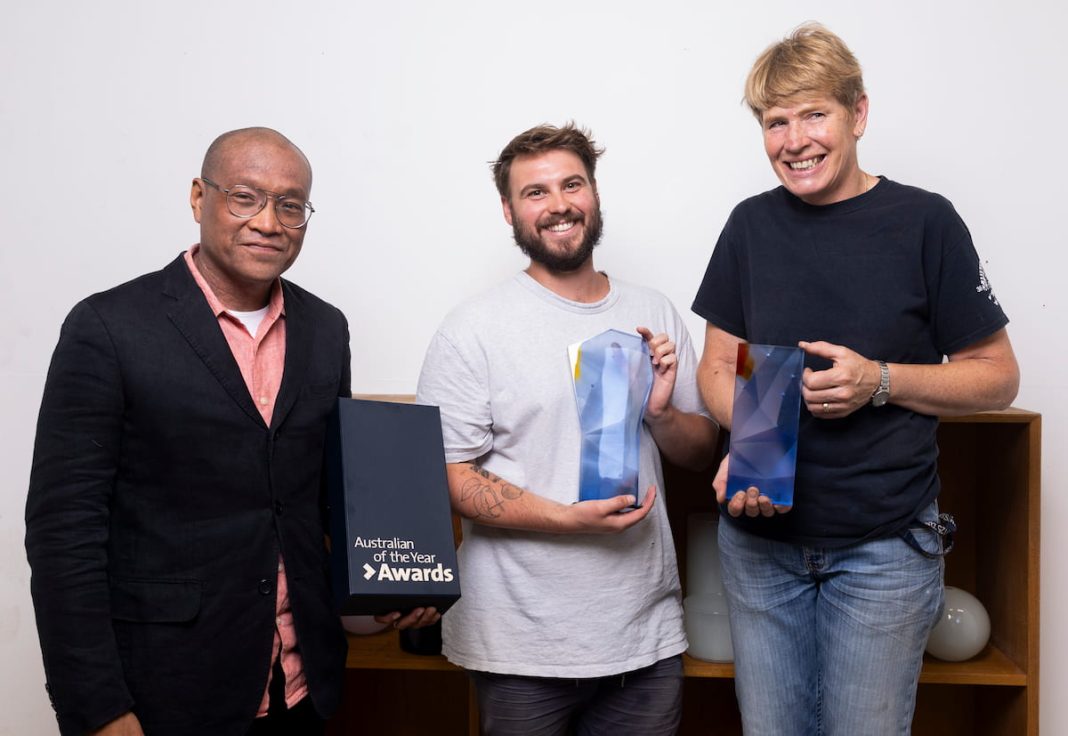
[25,127,432,735]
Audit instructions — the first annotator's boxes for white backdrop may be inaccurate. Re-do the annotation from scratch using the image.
[2,1,1064,732]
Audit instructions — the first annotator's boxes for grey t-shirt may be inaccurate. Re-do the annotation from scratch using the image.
[417,272,707,677]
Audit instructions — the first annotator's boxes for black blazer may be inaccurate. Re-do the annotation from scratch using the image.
[26,255,351,735]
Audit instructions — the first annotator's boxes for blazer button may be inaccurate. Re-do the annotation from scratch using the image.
[258,579,273,596]
[274,500,284,516]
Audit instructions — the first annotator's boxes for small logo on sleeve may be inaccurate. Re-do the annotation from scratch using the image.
[976,264,1000,306]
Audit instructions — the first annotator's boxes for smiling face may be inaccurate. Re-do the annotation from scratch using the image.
[762,93,868,206]
[502,149,602,273]
[190,132,312,309]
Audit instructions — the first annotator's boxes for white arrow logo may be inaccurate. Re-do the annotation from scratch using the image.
[362,563,376,580]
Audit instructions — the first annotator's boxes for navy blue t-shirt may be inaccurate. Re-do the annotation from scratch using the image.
[692,178,1009,546]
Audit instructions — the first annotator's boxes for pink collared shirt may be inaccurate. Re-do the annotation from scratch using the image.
[184,247,308,716]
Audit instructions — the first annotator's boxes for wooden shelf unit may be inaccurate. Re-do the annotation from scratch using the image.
[332,407,1040,736]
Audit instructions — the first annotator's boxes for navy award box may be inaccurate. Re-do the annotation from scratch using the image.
[325,398,461,616]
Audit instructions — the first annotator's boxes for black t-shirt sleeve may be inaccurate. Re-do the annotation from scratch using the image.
[692,209,747,338]
[925,198,1009,355]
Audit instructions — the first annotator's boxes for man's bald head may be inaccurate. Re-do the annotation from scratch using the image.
[201,127,312,186]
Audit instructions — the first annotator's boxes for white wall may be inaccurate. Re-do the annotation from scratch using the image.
[2,0,1063,732]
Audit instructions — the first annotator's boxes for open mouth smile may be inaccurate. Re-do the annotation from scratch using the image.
[542,219,580,234]
[788,155,826,171]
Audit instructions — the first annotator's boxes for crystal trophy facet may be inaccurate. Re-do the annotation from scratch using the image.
[569,329,653,505]
[726,343,804,506]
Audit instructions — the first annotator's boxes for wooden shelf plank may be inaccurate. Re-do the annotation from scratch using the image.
[919,644,1027,686]
[938,407,1038,424]
[683,654,735,678]
[347,400,1038,423]
[348,638,1026,687]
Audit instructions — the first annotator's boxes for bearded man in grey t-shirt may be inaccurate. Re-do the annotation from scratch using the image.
[417,123,718,736]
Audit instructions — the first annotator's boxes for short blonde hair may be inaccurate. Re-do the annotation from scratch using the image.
[744,23,865,120]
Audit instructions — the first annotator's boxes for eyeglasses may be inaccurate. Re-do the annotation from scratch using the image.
[200,177,315,229]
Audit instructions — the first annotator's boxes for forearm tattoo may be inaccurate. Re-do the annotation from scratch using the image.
[459,464,524,519]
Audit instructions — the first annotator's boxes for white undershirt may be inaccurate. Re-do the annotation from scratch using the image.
[227,306,269,337]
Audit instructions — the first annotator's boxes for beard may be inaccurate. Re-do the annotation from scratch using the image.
[512,206,604,273]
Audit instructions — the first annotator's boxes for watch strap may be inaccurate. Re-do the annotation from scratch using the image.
[871,360,890,405]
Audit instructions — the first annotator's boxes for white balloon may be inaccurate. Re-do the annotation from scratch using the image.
[925,586,991,662]
[687,513,726,598]
[684,594,734,663]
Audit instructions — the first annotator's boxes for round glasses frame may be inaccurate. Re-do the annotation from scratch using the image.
[200,177,315,229]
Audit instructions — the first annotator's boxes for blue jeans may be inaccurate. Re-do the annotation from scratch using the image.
[718,504,944,736]
[469,655,683,736]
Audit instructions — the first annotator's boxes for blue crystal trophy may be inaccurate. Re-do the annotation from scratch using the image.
[569,329,653,505]
[726,343,804,506]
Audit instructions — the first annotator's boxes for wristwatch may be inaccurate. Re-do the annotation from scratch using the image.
[871,360,890,407]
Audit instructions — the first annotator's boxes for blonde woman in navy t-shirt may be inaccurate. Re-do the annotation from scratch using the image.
[692,23,1019,736]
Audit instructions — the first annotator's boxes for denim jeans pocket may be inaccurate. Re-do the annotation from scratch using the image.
[900,499,955,558]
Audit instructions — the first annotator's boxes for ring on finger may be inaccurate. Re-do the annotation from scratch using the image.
[821,402,829,413]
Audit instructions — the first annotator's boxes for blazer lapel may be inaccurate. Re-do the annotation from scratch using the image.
[271,280,311,430]
[161,256,266,428]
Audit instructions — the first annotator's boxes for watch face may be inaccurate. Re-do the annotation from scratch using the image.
[872,390,890,407]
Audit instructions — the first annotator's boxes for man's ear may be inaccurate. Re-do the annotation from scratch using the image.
[501,195,514,227]
[190,178,205,224]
